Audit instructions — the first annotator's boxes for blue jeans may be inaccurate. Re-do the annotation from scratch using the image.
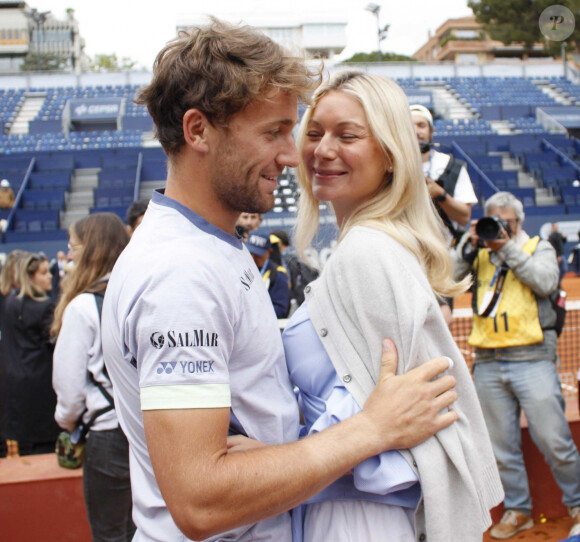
[473,360,580,513]
[83,427,135,542]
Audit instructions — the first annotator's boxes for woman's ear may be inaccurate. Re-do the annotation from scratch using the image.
[385,151,394,174]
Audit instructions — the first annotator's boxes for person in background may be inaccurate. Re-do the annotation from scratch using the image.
[285,70,502,541]
[270,229,319,315]
[0,253,59,456]
[0,249,28,299]
[52,213,134,542]
[236,212,262,234]
[568,228,580,276]
[410,104,478,325]
[0,179,15,209]
[0,249,28,457]
[49,250,67,301]
[126,199,150,237]
[454,191,580,540]
[548,221,567,286]
[247,230,291,318]
[410,104,476,231]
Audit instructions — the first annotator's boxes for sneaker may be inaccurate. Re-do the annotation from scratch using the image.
[490,510,534,539]
[569,507,580,537]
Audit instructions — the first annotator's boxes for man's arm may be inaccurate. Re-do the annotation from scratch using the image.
[144,341,457,540]
[487,235,559,297]
[426,177,472,226]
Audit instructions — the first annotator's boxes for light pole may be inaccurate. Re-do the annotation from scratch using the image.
[29,8,50,71]
[365,3,389,63]
[365,3,381,62]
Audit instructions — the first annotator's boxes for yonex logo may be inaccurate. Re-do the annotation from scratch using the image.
[157,362,176,374]
[156,361,215,375]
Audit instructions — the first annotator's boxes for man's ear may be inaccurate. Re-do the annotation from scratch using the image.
[183,108,210,152]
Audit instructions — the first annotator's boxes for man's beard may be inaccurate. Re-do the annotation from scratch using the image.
[210,137,277,214]
[215,178,275,215]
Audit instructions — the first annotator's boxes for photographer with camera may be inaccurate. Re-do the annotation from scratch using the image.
[411,104,478,325]
[410,104,477,240]
[455,191,580,539]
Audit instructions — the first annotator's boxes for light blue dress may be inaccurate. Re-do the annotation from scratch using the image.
[283,303,421,542]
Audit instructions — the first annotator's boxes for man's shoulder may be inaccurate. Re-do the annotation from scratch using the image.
[432,150,452,166]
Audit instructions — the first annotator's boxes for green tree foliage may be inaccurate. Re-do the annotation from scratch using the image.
[89,54,138,72]
[20,52,70,72]
[469,0,580,55]
[341,51,416,63]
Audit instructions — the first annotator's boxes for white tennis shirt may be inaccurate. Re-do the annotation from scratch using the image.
[102,190,299,542]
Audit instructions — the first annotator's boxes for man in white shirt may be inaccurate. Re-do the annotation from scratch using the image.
[411,104,478,324]
[102,19,459,542]
[410,104,477,238]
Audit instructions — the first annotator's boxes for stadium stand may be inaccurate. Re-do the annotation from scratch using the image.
[1,73,580,252]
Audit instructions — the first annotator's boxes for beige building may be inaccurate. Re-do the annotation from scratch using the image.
[413,15,547,64]
[0,1,87,73]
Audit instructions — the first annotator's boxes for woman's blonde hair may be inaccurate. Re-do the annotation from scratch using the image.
[0,249,28,296]
[51,213,129,338]
[295,70,469,298]
[18,253,50,301]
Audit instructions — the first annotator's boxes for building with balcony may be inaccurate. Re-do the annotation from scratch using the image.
[413,15,548,64]
[0,1,87,73]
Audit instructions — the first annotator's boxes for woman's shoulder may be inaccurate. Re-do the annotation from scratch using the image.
[338,225,409,260]
[63,292,99,318]
[7,292,52,309]
[328,225,427,288]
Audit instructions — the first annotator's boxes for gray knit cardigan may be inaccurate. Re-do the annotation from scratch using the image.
[305,226,504,542]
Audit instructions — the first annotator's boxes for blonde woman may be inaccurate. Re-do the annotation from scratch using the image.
[282,71,503,541]
[0,249,28,457]
[0,253,59,456]
[0,249,28,298]
[52,213,134,542]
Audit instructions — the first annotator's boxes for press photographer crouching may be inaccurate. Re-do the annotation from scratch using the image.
[454,190,580,540]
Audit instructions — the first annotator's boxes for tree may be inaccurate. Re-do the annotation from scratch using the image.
[341,51,416,63]
[89,54,138,72]
[469,0,580,55]
[20,52,70,72]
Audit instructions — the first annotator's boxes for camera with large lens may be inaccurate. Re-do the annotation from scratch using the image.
[475,215,512,241]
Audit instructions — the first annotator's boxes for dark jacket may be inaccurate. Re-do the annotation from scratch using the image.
[0,292,59,443]
[262,259,291,319]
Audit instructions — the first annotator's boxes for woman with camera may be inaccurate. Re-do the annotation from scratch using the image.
[52,213,135,542]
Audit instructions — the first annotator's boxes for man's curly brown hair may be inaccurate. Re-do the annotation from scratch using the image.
[135,17,320,156]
